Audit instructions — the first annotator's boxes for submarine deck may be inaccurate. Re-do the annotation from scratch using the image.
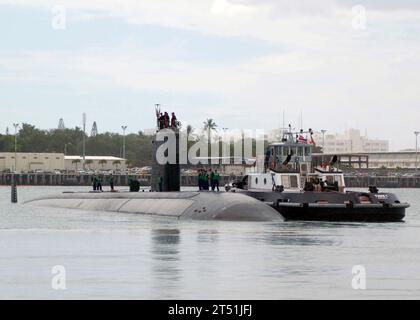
[24,191,284,222]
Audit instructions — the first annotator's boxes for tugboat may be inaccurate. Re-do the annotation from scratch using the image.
[226,126,409,222]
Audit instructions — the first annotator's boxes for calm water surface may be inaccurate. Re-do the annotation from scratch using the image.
[0,186,419,299]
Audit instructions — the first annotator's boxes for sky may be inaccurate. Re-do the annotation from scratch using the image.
[1,0,420,150]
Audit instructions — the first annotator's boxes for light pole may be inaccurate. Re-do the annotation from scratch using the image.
[82,113,86,170]
[321,129,327,149]
[121,126,127,159]
[64,142,72,156]
[415,131,419,171]
[13,123,19,172]
[221,128,229,165]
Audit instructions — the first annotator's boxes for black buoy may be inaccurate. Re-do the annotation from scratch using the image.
[11,176,18,203]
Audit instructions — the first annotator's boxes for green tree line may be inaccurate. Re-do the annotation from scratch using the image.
[0,123,153,167]
[0,120,305,167]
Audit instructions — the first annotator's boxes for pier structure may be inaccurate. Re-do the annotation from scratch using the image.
[2,173,420,188]
[0,173,235,187]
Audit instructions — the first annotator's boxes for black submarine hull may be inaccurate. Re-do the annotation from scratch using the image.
[235,190,408,222]
[272,203,406,222]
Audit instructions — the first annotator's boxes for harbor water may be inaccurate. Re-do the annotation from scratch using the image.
[0,186,419,299]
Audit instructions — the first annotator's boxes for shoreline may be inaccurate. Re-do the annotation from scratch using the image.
[1,173,420,188]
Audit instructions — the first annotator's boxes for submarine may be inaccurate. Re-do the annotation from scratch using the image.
[25,191,283,222]
[24,111,282,222]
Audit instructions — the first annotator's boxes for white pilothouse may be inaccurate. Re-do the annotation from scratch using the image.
[233,126,346,193]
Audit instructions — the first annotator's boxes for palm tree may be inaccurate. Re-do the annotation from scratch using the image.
[185,125,195,143]
[72,159,81,171]
[99,159,107,169]
[85,159,93,170]
[126,159,134,168]
[186,125,194,137]
[203,119,217,144]
[113,160,121,170]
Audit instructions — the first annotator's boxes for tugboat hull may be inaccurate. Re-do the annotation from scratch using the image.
[237,190,408,222]
[273,202,407,222]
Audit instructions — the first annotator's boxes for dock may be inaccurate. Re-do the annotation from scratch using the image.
[0,173,233,187]
[1,173,420,188]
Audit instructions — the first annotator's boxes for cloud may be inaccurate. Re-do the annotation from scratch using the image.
[1,0,420,148]
[336,0,420,11]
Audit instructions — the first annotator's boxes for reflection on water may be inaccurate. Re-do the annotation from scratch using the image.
[152,229,181,261]
[151,229,182,290]
[0,186,420,299]
[197,229,219,244]
[260,231,339,247]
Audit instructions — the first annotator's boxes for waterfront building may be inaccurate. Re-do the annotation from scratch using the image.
[314,128,389,153]
[364,151,420,169]
[313,151,420,169]
[64,156,127,171]
[0,152,65,173]
[0,153,128,173]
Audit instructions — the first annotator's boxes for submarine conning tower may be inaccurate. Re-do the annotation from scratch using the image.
[151,121,181,192]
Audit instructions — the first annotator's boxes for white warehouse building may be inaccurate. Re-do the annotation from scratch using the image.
[315,151,420,170]
[64,156,127,171]
[0,152,65,172]
[366,151,420,169]
[314,128,389,153]
[0,153,127,173]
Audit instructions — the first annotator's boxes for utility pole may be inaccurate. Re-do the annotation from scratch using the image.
[82,113,86,170]
[64,143,72,156]
[13,123,19,172]
[321,129,327,149]
[415,131,419,171]
[11,123,19,199]
[121,125,127,159]
[221,128,229,165]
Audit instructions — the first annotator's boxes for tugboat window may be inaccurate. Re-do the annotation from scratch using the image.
[298,147,303,157]
[334,175,344,186]
[281,176,291,188]
[255,178,258,184]
[264,178,267,185]
[290,176,299,188]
